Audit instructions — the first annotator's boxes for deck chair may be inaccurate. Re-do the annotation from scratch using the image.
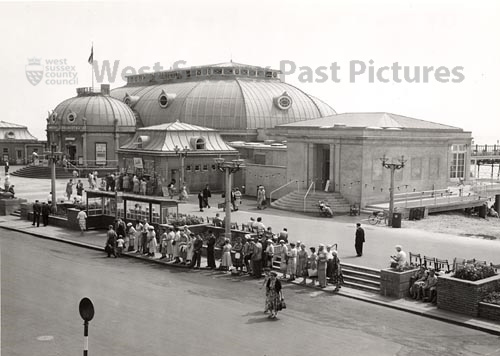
[409,252,422,266]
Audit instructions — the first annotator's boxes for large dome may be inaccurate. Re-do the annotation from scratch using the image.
[49,86,136,129]
[110,62,336,131]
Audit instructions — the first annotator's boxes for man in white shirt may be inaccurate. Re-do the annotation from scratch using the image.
[391,245,407,269]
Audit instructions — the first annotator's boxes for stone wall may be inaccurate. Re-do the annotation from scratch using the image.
[380,268,418,299]
[437,273,500,317]
[478,302,500,321]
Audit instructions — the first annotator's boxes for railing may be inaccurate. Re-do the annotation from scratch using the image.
[78,160,119,168]
[269,180,300,203]
[393,187,488,208]
[303,180,316,212]
[471,144,500,157]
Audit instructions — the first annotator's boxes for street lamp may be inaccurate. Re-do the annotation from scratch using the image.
[44,143,62,213]
[174,145,190,193]
[380,155,406,227]
[214,157,245,238]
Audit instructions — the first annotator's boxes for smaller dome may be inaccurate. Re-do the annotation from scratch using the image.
[50,86,136,128]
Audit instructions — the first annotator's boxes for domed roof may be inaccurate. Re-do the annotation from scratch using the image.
[110,62,336,131]
[49,86,136,129]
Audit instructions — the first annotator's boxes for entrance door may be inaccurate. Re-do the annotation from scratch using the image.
[67,145,76,163]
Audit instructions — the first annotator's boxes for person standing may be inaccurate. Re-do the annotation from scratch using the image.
[234,187,242,207]
[265,271,282,319]
[206,230,216,269]
[331,250,344,292]
[135,219,144,253]
[142,219,150,255]
[166,227,175,261]
[32,200,41,227]
[66,179,75,201]
[147,226,157,257]
[105,225,117,258]
[198,191,204,212]
[297,243,309,285]
[355,222,365,257]
[220,239,232,272]
[257,185,266,209]
[242,235,253,274]
[76,208,87,235]
[287,242,298,281]
[4,161,9,174]
[76,179,84,200]
[127,223,136,252]
[278,240,288,279]
[252,238,263,278]
[202,184,211,208]
[317,244,328,288]
[41,202,50,226]
[232,237,244,272]
[326,245,334,282]
[189,234,203,269]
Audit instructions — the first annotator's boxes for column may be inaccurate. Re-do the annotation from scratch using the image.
[82,132,87,166]
[329,144,335,192]
[334,144,341,192]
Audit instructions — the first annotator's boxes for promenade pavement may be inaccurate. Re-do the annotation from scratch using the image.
[1,214,500,336]
[2,167,500,334]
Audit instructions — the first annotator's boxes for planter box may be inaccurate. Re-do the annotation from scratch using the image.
[479,302,500,321]
[380,268,418,299]
[437,273,500,317]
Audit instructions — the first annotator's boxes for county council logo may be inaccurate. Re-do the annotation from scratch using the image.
[25,57,44,86]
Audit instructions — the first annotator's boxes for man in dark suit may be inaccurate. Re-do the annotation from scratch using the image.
[355,222,365,257]
[41,202,50,226]
[32,200,41,227]
[206,230,216,269]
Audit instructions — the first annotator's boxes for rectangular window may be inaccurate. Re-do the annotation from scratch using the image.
[450,144,466,179]
[249,70,256,76]
[223,68,233,75]
[16,150,22,159]
[194,165,200,172]
[202,164,208,172]
[213,68,222,75]
[3,148,8,153]
[241,69,248,75]
[95,143,107,166]
[186,165,192,172]
[211,164,217,171]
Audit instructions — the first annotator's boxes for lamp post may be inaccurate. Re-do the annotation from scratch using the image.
[214,157,245,238]
[44,143,61,213]
[380,155,406,226]
[174,145,189,193]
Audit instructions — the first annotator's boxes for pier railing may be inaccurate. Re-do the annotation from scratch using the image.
[471,145,500,157]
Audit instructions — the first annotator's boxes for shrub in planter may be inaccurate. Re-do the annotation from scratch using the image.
[453,262,496,281]
[391,263,418,272]
[482,291,500,305]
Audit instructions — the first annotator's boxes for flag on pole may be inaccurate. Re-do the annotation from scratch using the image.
[88,45,93,65]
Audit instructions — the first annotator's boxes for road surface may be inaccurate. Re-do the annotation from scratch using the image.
[2,231,500,356]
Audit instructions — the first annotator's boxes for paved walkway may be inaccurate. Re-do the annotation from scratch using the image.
[1,215,499,336]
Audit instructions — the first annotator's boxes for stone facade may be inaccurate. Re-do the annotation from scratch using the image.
[437,273,500,317]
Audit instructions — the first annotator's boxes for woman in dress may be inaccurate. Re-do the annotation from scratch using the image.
[126,222,136,252]
[220,239,232,272]
[317,244,328,288]
[132,175,140,194]
[265,271,282,319]
[147,226,157,257]
[331,250,344,292]
[307,247,318,286]
[287,242,298,281]
[232,237,244,272]
[165,227,174,261]
[297,243,309,285]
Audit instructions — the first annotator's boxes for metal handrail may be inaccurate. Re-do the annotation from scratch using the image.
[269,179,299,203]
[303,180,316,212]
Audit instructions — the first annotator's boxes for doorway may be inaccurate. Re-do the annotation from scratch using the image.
[67,145,76,163]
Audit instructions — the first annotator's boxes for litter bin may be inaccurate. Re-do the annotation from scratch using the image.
[478,204,487,218]
[392,213,402,228]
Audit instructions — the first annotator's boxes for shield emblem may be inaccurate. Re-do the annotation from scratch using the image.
[25,62,44,86]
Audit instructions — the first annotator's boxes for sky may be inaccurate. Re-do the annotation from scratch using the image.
[1,0,499,144]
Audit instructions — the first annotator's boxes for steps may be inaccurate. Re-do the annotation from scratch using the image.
[11,165,117,180]
[11,165,75,179]
[340,263,381,293]
[271,191,352,213]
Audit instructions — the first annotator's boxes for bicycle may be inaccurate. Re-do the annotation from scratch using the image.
[368,211,387,225]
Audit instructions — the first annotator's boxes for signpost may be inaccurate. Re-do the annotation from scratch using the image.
[78,297,95,356]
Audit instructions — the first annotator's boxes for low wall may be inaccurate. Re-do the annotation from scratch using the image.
[437,273,500,317]
[380,268,418,299]
[0,198,27,216]
[479,302,500,321]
